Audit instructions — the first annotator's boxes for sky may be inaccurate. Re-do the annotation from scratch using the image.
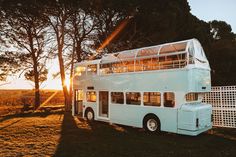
[0,59,64,90]
[1,0,236,89]
[188,0,236,33]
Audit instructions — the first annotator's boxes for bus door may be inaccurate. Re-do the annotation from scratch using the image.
[74,89,83,116]
[99,91,109,118]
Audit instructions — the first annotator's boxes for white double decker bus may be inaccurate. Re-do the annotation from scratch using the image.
[72,38,212,136]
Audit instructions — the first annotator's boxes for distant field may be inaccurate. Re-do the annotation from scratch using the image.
[0,111,236,157]
[0,89,64,115]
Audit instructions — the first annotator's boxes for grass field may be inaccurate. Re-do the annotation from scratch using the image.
[0,89,64,115]
[0,111,236,157]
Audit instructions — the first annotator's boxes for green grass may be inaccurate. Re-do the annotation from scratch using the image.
[0,111,236,157]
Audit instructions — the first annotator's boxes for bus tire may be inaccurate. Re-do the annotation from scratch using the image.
[85,108,94,121]
[143,114,161,133]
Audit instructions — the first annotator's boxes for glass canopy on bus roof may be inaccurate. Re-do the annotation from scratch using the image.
[100,38,207,64]
[159,42,187,55]
[136,46,161,57]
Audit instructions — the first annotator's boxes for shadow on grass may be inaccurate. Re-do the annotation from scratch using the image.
[0,119,22,130]
[0,110,64,123]
[54,113,236,157]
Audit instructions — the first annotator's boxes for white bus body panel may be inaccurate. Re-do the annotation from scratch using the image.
[178,103,212,136]
[74,68,211,93]
[110,105,178,133]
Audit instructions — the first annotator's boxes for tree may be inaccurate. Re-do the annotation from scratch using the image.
[208,20,236,85]
[66,2,99,105]
[0,52,21,82]
[91,0,193,52]
[2,0,51,109]
[44,0,72,111]
[90,0,128,53]
[0,3,21,83]
[210,20,235,41]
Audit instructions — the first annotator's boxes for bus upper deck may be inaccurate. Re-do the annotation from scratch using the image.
[74,38,210,76]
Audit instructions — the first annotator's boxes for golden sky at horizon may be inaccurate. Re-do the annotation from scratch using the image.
[0,59,68,90]
[0,77,63,90]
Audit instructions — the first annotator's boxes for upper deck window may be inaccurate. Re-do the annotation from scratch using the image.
[135,58,153,71]
[111,62,123,73]
[123,60,135,72]
[87,64,97,75]
[75,66,86,76]
[100,63,112,74]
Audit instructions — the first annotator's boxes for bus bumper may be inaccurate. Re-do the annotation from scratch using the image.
[177,123,212,136]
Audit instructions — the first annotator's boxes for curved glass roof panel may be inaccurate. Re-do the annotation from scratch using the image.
[117,50,136,60]
[159,42,187,55]
[136,46,161,57]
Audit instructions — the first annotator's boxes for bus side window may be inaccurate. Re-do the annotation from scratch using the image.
[144,92,161,106]
[111,92,124,104]
[86,91,97,102]
[186,93,198,102]
[164,92,175,107]
[126,92,141,105]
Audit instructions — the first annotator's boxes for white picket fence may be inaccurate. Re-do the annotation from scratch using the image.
[203,86,236,128]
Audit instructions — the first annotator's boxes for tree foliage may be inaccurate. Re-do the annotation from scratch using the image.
[1,0,52,108]
[0,0,236,108]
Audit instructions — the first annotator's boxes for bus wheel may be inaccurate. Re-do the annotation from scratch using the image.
[143,115,160,133]
[85,108,94,121]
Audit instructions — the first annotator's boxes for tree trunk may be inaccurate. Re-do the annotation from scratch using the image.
[52,10,70,111]
[76,42,82,62]
[28,28,41,110]
[58,44,70,111]
[32,52,40,110]
[34,67,40,110]
[68,44,75,108]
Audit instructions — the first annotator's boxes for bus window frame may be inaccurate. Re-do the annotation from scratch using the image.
[143,92,161,107]
[185,93,199,102]
[163,92,175,108]
[126,92,141,105]
[111,92,124,104]
[87,64,98,75]
[75,65,87,76]
[86,91,97,102]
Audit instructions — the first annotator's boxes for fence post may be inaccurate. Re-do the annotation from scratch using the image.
[220,87,224,126]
